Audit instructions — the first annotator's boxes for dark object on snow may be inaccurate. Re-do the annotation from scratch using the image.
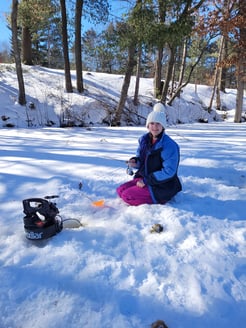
[150,223,164,233]
[151,320,168,328]
[4,123,15,128]
[29,102,35,109]
[1,115,10,121]
[23,198,62,240]
[198,118,208,123]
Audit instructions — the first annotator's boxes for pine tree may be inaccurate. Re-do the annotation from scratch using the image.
[18,0,57,65]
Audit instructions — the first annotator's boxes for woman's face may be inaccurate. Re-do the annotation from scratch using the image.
[148,122,163,138]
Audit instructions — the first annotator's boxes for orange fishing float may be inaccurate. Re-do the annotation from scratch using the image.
[92,199,105,207]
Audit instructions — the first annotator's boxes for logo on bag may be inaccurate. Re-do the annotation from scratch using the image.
[26,231,43,240]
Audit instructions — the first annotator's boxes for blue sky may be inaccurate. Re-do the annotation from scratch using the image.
[0,0,129,51]
[0,0,12,45]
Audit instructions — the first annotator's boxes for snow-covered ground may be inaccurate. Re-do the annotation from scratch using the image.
[0,64,245,328]
[1,64,231,129]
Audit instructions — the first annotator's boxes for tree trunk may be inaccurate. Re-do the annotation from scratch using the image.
[216,85,221,110]
[234,0,246,123]
[178,38,188,88]
[219,0,229,93]
[208,36,224,111]
[153,0,167,99]
[161,45,175,104]
[219,37,227,92]
[22,26,33,65]
[234,76,244,123]
[60,0,73,93]
[75,0,84,93]
[153,46,163,98]
[11,0,26,106]
[133,45,142,106]
[112,44,136,126]
[216,36,225,108]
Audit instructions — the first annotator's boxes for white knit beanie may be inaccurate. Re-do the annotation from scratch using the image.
[146,103,167,129]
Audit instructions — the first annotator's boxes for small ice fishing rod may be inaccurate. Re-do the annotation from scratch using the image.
[78,182,105,207]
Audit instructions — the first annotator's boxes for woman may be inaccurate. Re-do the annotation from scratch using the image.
[117,103,182,206]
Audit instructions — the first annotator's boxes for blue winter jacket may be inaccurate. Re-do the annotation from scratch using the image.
[133,131,182,204]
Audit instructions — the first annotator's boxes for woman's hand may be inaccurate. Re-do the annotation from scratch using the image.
[128,158,138,168]
[136,179,145,188]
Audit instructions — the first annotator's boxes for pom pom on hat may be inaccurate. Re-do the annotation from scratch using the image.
[146,102,167,129]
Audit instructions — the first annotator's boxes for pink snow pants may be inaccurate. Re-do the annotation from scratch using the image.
[116,178,153,206]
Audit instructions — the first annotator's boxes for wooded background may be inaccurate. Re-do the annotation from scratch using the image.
[3,0,246,124]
